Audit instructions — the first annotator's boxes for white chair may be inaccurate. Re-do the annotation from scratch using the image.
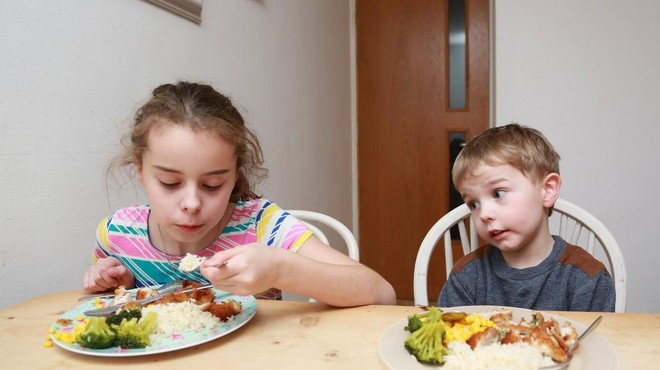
[413,198,627,312]
[287,210,360,303]
[288,210,359,262]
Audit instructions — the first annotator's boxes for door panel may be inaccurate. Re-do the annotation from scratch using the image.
[357,0,489,302]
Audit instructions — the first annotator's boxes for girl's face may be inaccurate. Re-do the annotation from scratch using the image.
[457,162,558,259]
[136,122,238,253]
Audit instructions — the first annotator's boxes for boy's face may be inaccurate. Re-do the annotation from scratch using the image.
[457,162,559,261]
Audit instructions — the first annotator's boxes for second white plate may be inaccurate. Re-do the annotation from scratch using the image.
[379,305,617,369]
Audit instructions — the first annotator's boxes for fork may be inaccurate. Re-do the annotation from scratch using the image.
[77,279,184,301]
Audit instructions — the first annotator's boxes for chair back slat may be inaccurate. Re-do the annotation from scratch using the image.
[457,220,470,256]
[569,223,579,244]
[587,231,596,254]
[469,217,478,252]
[559,214,568,239]
[444,230,453,279]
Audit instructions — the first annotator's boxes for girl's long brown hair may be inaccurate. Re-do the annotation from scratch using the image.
[109,81,268,202]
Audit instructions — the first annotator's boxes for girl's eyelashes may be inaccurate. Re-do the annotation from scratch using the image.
[158,179,223,191]
[493,189,506,199]
[202,183,223,191]
[159,180,180,189]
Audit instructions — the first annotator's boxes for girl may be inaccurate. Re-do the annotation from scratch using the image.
[83,81,396,307]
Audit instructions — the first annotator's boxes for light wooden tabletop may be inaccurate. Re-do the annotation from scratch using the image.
[1,290,659,369]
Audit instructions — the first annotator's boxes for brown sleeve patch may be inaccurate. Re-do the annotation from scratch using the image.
[559,243,611,277]
[452,245,492,274]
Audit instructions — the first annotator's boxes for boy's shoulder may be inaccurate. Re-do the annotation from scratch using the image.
[558,243,610,277]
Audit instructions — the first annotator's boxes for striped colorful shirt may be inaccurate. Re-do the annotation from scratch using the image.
[93,198,313,300]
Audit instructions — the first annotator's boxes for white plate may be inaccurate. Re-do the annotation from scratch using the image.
[51,289,257,357]
[379,305,618,369]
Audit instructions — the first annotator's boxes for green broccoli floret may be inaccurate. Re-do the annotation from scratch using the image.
[76,317,116,349]
[105,307,142,327]
[403,307,448,365]
[405,314,424,333]
[405,306,442,333]
[111,312,158,349]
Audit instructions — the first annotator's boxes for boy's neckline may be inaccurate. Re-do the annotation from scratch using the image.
[498,234,557,269]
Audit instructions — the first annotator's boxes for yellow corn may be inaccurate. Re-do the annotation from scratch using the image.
[52,321,87,344]
[444,313,495,344]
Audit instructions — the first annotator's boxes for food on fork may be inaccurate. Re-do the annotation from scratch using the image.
[403,307,579,368]
[179,253,206,272]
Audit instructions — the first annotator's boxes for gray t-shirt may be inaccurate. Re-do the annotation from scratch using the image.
[438,236,615,312]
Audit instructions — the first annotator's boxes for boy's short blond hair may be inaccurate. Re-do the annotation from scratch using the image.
[452,123,560,187]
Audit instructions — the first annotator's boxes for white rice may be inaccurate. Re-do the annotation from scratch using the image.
[442,341,556,370]
[142,301,220,342]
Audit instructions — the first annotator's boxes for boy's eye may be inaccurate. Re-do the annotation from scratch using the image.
[494,190,506,199]
[467,201,480,210]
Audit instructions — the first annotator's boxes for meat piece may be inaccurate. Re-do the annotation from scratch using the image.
[56,318,73,326]
[529,327,569,363]
[500,328,524,345]
[207,300,242,322]
[136,287,158,300]
[111,286,132,306]
[191,287,215,305]
[561,323,579,350]
[532,311,545,326]
[486,310,513,325]
[546,318,570,351]
[466,326,500,349]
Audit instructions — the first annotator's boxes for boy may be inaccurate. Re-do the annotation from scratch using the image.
[438,124,615,311]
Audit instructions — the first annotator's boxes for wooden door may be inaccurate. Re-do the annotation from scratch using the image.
[356,0,489,303]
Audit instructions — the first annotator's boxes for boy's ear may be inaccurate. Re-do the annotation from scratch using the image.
[542,172,562,208]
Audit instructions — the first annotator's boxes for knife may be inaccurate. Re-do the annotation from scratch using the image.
[83,283,214,317]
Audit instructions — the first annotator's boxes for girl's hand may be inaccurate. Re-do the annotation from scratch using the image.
[83,257,134,292]
[199,244,281,296]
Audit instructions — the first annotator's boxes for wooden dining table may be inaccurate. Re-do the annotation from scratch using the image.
[1,290,658,369]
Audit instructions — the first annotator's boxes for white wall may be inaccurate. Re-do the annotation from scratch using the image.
[495,0,660,312]
[0,0,353,308]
